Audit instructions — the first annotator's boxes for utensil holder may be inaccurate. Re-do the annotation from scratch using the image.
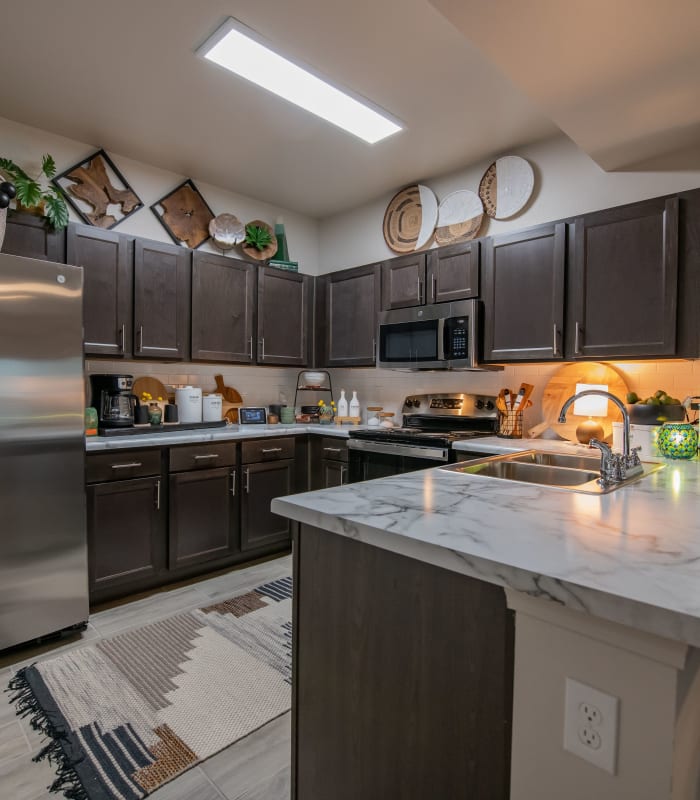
[498,410,524,439]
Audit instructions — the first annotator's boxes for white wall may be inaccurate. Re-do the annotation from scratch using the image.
[0,116,320,274]
[318,133,700,272]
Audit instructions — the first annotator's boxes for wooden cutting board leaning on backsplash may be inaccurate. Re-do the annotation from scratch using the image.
[540,363,629,442]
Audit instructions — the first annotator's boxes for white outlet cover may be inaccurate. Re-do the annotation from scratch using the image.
[564,678,619,774]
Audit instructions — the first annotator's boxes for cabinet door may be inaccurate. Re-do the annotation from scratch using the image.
[257,267,311,365]
[381,253,426,310]
[87,476,165,597]
[191,252,255,362]
[169,467,239,569]
[482,223,566,361]
[426,240,479,304]
[133,239,191,359]
[241,459,293,551]
[67,224,133,357]
[324,263,381,366]
[322,459,347,488]
[2,211,65,262]
[570,197,679,358]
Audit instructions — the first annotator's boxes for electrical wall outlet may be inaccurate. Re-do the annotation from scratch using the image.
[563,678,619,774]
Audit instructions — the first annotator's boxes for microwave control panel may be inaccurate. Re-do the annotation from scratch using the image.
[444,316,469,359]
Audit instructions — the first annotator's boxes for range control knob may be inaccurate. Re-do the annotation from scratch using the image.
[475,399,485,410]
[485,400,495,411]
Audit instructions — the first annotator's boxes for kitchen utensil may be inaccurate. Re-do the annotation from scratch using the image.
[133,376,169,404]
[175,386,202,423]
[213,375,242,404]
[90,374,137,429]
[203,394,223,422]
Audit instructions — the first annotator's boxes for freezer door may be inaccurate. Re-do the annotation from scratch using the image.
[0,253,89,649]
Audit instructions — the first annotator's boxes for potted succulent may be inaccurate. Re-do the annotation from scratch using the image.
[0,154,69,230]
[241,219,278,261]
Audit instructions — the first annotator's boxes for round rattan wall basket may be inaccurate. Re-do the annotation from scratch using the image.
[382,184,438,253]
[478,155,535,220]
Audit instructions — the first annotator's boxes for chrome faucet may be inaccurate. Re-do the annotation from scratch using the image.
[558,390,643,486]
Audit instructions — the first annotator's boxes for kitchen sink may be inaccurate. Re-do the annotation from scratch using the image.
[441,450,664,494]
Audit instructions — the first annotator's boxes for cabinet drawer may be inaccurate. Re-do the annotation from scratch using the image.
[319,437,348,462]
[86,449,162,483]
[242,437,295,463]
[169,442,236,472]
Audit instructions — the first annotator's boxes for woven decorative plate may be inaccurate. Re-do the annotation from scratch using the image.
[434,190,484,245]
[382,184,438,253]
[478,156,534,219]
[242,219,278,261]
[209,213,246,250]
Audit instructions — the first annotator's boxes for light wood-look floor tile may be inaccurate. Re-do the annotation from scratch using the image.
[0,750,57,800]
[0,719,31,765]
[202,712,291,800]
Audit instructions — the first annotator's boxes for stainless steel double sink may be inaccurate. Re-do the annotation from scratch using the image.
[441,450,664,494]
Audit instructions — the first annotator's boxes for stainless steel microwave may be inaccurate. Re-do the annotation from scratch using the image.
[377,299,496,371]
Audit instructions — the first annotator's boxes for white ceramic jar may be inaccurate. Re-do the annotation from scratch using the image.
[175,386,202,423]
[203,393,223,422]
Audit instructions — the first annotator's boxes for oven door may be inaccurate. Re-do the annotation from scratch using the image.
[347,439,449,483]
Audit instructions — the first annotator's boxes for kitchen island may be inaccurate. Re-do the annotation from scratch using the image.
[273,438,700,800]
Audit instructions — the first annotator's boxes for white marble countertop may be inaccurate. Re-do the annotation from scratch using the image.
[85,423,362,451]
[273,436,700,647]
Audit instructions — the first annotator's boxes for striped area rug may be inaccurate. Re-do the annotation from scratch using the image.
[8,576,292,800]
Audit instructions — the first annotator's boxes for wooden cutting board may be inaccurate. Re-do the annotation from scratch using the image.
[541,363,629,442]
[133,376,170,403]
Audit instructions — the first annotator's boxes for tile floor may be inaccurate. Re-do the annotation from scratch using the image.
[0,555,293,800]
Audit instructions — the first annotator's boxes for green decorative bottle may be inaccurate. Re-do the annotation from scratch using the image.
[274,220,289,262]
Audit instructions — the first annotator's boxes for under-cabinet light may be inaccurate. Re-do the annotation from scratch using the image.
[197,18,403,144]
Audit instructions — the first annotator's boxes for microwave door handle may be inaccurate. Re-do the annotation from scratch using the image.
[437,318,446,360]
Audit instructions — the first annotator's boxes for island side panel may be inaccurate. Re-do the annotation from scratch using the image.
[292,523,515,800]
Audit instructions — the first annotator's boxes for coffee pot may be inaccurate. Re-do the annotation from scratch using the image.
[89,374,138,428]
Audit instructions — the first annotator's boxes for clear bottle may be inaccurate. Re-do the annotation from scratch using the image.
[337,389,348,417]
[349,390,360,419]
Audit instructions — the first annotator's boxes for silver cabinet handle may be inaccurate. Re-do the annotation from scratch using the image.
[261,447,283,454]
[119,323,126,353]
[552,322,560,356]
[136,324,144,353]
[111,462,142,470]
[248,336,253,360]
[230,470,236,497]
[244,468,250,493]
[340,465,347,485]
[323,447,342,453]
[574,322,583,355]
[193,453,220,460]
[417,277,423,304]
[155,479,161,510]
[259,337,265,361]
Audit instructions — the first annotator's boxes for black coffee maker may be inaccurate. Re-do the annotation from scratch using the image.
[89,374,138,428]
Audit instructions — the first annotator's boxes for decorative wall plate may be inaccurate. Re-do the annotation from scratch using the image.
[382,184,438,253]
[209,213,245,250]
[478,156,534,219]
[151,179,215,248]
[434,190,484,245]
[241,219,278,261]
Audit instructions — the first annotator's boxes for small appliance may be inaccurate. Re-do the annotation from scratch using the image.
[377,300,501,371]
[89,374,138,429]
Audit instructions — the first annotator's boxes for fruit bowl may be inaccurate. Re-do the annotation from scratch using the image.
[626,403,686,424]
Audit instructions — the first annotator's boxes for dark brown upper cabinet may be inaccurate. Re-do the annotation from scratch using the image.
[569,196,679,359]
[381,252,426,310]
[67,224,133,357]
[482,223,566,362]
[2,210,65,263]
[133,239,191,360]
[426,240,480,304]
[321,263,381,367]
[257,266,311,366]
[191,251,256,363]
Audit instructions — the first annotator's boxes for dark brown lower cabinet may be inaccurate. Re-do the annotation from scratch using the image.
[241,460,293,551]
[87,476,165,598]
[293,525,514,800]
[320,459,346,488]
[168,467,239,569]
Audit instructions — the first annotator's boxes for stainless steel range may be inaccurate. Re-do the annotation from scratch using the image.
[347,392,498,482]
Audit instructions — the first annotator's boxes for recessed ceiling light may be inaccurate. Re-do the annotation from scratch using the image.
[197,18,403,144]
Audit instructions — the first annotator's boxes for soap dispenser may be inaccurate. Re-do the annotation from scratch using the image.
[337,389,348,417]
[349,390,360,419]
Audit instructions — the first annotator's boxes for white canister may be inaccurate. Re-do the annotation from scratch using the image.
[612,422,660,459]
[175,386,202,423]
[203,393,223,422]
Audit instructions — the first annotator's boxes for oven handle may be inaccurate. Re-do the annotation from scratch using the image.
[347,438,450,461]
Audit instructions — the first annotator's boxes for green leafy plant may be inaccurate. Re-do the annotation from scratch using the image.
[244,223,273,251]
[0,154,69,230]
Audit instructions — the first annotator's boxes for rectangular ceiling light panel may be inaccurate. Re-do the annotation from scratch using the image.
[198,18,402,144]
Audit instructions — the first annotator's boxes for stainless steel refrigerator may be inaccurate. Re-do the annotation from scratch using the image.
[0,252,89,650]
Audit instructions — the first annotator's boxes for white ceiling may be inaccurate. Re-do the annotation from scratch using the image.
[1,2,697,220]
